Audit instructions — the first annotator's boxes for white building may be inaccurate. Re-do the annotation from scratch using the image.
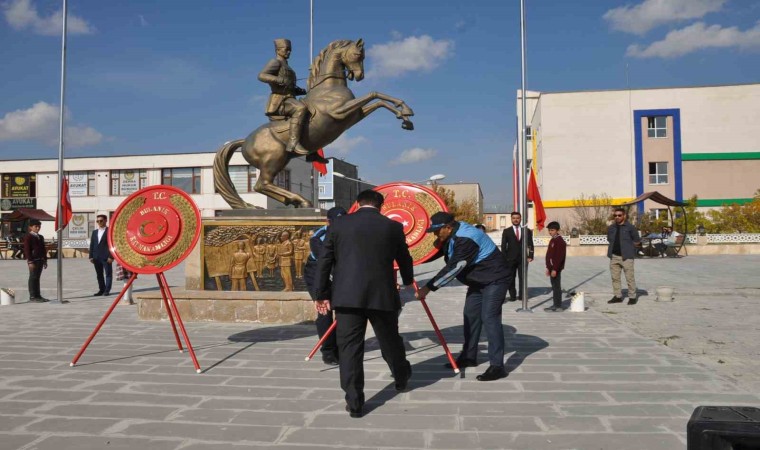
[0,151,314,240]
[518,83,760,229]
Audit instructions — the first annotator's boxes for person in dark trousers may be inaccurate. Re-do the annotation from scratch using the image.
[607,207,641,305]
[417,212,511,382]
[303,206,347,366]
[500,211,534,302]
[315,190,415,418]
[89,214,114,296]
[544,221,567,312]
[23,219,48,302]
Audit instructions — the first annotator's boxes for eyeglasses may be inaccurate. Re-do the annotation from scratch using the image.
[613,214,624,217]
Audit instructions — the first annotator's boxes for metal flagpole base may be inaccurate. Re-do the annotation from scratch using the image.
[515,297,532,313]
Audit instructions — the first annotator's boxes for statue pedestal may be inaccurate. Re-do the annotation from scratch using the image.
[137,212,326,323]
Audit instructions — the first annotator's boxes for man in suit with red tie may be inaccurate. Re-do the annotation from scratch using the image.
[89,214,114,296]
[500,211,534,302]
[314,190,415,418]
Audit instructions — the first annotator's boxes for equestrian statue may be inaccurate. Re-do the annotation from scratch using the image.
[213,38,414,208]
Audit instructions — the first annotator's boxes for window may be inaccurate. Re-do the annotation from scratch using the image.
[110,169,147,196]
[162,167,201,194]
[647,116,667,138]
[651,209,668,220]
[499,217,506,228]
[648,162,668,184]
[486,216,492,223]
[226,166,258,193]
[67,171,97,196]
[318,185,325,194]
[526,126,532,141]
[274,169,290,190]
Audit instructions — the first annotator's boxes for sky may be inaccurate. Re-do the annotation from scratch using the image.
[1,0,758,210]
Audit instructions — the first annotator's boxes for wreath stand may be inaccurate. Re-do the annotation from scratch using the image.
[70,272,202,373]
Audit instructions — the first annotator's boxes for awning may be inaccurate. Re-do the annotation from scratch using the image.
[1,208,55,222]
[618,191,686,207]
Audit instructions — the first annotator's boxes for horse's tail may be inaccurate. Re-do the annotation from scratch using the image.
[213,139,251,209]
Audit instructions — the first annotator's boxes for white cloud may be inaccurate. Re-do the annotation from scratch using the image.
[325,134,367,156]
[2,0,95,36]
[604,0,726,35]
[0,101,103,148]
[138,14,148,27]
[390,147,437,165]
[368,35,454,78]
[627,21,760,58]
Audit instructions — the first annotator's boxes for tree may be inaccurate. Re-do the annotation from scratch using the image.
[706,191,760,233]
[571,193,613,235]
[431,185,481,224]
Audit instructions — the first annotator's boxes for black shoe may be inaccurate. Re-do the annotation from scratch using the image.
[394,362,412,392]
[29,297,45,303]
[544,306,563,312]
[607,296,623,304]
[321,353,339,366]
[627,298,638,305]
[345,404,363,418]
[445,357,477,369]
[103,291,111,296]
[38,297,50,302]
[93,291,104,296]
[305,152,330,164]
[476,365,507,381]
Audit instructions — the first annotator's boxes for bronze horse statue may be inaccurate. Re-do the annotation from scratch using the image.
[214,39,414,208]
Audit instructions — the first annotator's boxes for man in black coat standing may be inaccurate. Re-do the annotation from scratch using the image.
[315,190,415,418]
[500,211,534,302]
[89,214,114,296]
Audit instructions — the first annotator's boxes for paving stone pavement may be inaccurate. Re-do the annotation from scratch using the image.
[0,255,758,449]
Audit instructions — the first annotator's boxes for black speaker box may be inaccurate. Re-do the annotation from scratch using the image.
[687,406,760,450]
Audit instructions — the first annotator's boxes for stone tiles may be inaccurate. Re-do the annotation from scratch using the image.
[0,255,758,449]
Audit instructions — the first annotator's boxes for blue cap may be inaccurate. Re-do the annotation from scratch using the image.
[426,212,455,232]
[327,206,347,221]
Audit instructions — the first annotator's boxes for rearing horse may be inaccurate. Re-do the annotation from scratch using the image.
[214,38,414,208]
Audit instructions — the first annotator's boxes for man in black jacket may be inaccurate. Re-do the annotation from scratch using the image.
[23,219,48,302]
[303,206,347,366]
[417,212,511,381]
[315,190,415,418]
[500,211,534,302]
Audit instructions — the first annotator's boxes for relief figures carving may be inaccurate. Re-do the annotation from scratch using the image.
[202,222,320,292]
[214,38,415,209]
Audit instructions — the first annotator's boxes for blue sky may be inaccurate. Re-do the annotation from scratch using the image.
[1,0,758,210]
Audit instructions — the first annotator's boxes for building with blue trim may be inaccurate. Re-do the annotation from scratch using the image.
[518,83,760,230]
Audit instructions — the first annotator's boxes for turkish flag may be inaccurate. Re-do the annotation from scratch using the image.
[527,168,546,231]
[312,148,327,176]
[55,177,73,232]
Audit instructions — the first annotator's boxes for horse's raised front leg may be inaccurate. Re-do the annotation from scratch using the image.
[329,92,414,121]
[361,101,414,130]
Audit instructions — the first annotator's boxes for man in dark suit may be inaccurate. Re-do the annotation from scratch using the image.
[500,211,534,302]
[89,214,114,296]
[23,219,48,302]
[315,190,415,418]
[303,206,347,366]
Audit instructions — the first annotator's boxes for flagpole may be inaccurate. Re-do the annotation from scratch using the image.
[517,0,531,313]
[54,0,69,305]
[309,0,318,208]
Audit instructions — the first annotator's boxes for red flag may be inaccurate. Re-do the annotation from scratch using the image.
[527,168,546,231]
[312,148,327,176]
[55,177,73,232]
